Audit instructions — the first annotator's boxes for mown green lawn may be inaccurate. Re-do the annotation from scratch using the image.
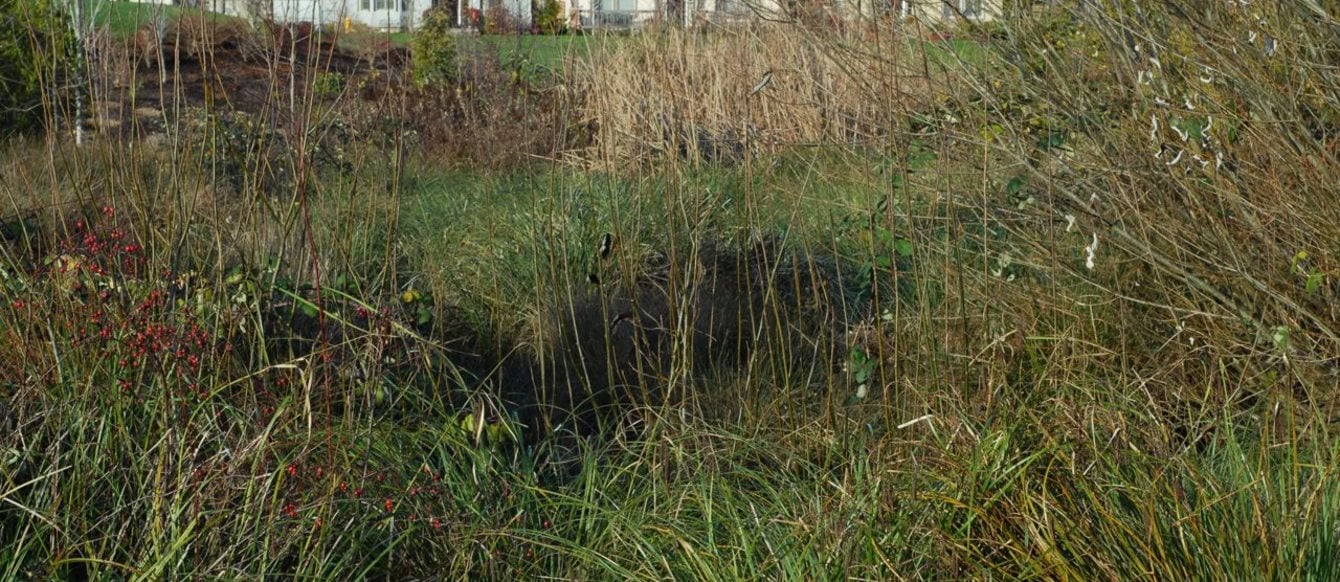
[82,0,242,37]
[459,33,610,72]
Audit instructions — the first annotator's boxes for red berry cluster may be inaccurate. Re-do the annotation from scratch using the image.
[80,286,222,399]
[271,459,460,537]
[20,208,228,400]
[53,207,149,282]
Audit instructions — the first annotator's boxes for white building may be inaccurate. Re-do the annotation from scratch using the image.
[112,0,256,19]
[454,0,534,30]
[565,0,660,29]
[266,0,435,29]
[197,0,258,18]
[108,0,438,29]
[895,0,999,22]
[557,0,770,29]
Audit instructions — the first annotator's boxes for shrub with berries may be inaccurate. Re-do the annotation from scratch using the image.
[2,207,227,405]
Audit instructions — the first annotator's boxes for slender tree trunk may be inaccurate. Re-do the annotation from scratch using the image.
[70,0,84,145]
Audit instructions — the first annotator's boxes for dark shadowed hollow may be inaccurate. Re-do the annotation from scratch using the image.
[493,235,872,442]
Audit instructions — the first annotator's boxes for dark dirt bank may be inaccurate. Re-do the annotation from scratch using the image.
[89,19,407,139]
[491,236,870,441]
[253,235,871,444]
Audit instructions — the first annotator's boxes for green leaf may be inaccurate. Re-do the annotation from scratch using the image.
[876,227,895,247]
[457,414,476,438]
[1037,130,1068,150]
[1005,176,1025,196]
[848,346,868,366]
[1305,269,1324,294]
[1271,325,1290,351]
[894,238,915,258]
[847,346,872,384]
[1176,116,1208,140]
[225,268,245,285]
[1291,250,1309,274]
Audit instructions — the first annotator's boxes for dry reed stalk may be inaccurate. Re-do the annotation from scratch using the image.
[577,23,933,167]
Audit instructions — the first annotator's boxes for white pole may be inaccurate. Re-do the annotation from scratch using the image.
[68,0,90,146]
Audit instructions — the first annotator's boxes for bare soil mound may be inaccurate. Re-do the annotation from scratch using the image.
[91,19,408,137]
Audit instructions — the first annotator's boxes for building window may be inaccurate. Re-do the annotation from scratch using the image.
[362,0,401,9]
[943,0,982,19]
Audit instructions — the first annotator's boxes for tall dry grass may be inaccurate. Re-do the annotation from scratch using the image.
[574,2,1340,436]
[937,2,1340,422]
[565,6,1340,574]
[576,22,937,166]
